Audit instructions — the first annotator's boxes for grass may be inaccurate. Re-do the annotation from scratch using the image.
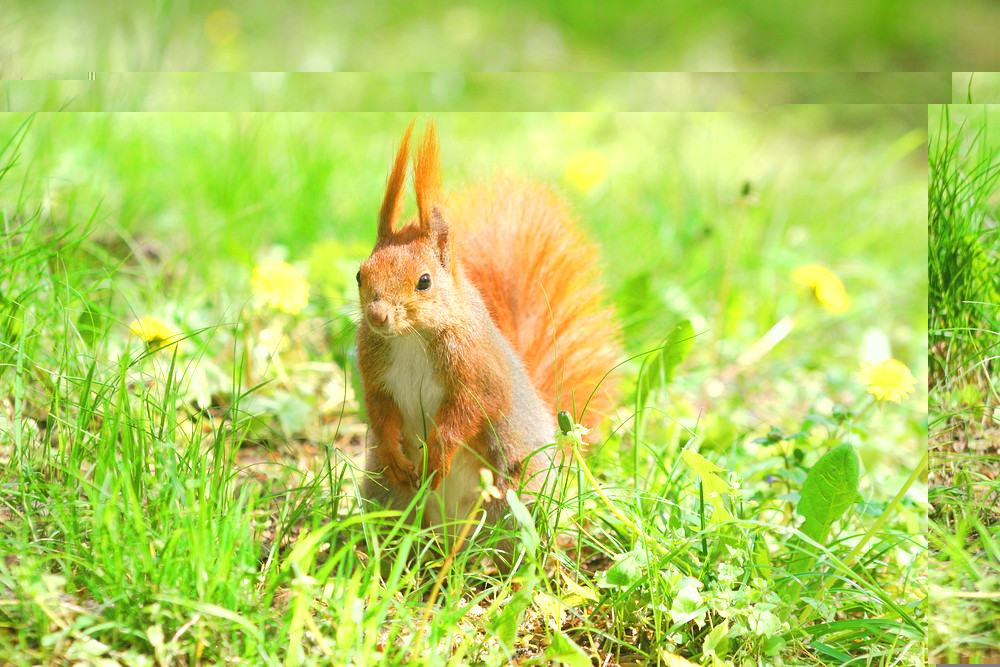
[0,110,926,665]
[954,73,1000,104]
[928,103,1000,664]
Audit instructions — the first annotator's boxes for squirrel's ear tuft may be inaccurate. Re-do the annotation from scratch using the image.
[414,120,443,238]
[427,204,453,272]
[378,119,415,239]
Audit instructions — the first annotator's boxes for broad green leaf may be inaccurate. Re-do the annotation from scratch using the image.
[703,620,730,659]
[797,443,859,546]
[669,578,706,626]
[603,550,648,588]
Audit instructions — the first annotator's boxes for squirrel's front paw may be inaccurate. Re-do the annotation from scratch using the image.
[382,452,418,489]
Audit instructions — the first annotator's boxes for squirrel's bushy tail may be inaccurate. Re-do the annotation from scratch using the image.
[448,178,621,427]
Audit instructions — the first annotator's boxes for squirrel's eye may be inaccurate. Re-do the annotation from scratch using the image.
[356,270,361,286]
[416,273,431,291]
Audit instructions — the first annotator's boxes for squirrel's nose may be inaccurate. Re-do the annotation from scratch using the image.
[366,303,389,327]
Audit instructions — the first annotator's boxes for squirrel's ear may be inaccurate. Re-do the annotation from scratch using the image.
[378,119,415,239]
[414,120,443,239]
[427,204,453,272]
[413,122,454,273]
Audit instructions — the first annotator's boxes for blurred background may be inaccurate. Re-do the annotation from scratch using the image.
[1,0,991,75]
[954,73,1000,102]
[0,73,950,112]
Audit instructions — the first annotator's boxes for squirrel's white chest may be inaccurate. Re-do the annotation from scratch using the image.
[382,335,483,526]
[384,335,445,452]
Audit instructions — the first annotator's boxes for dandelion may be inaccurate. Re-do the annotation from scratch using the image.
[792,264,849,314]
[565,150,607,194]
[252,261,310,314]
[857,358,917,402]
[128,316,183,351]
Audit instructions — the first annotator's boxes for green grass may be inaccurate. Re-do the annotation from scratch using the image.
[929,103,1000,664]
[954,73,1000,104]
[0,110,926,665]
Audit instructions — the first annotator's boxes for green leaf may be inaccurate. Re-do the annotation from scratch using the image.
[603,550,648,588]
[560,576,599,607]
[702,620,730,659]
[680,449,733,524]
[747,607,782,638]
[637,318,695,409]
[544,631,591,667]
[532,591,564,630]
[953,383,981,406]
[658,318,695,384]
[506,489,539,552]
[797,443,860,546]
[490,583,531,648]
[669,578,706,626]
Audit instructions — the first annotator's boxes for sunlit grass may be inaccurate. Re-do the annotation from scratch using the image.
[0,110,926,665]
[928,103,1000,663]
[954,73,1000,103]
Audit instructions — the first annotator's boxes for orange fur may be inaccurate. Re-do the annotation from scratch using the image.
[447,179,619,425]
[377,119,414,238]
[413,120,442,234]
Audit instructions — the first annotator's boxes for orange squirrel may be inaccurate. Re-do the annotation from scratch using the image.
[356,120,619,531]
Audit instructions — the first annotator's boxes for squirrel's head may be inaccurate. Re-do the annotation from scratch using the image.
[358,120,458,338]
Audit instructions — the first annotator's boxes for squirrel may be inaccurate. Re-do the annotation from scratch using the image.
[356,119,620,542]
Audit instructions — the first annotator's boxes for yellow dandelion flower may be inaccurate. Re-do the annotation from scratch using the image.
[252,261,310,314]
[792,264,849,314]
[565,150,607,194]
[857,359,917,402]
[128,316,183,351]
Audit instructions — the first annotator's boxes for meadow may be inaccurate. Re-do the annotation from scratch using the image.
[928,103,1000,663]
[0,110,926,665]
